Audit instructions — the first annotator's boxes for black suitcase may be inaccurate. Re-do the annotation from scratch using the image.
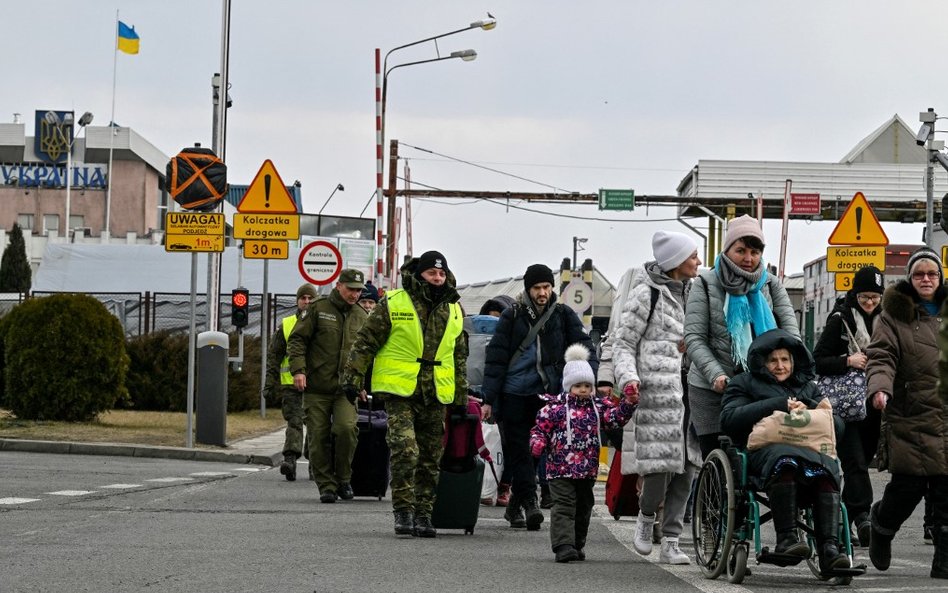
[431,405,485,534]
[431,457,484,534]
[348,400,390,500]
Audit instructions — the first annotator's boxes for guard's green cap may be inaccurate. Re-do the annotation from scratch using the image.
[339,269,366,289]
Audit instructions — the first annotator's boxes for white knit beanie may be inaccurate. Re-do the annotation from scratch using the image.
[652,231,698,272]
[562,344,595,392]
[906,247,944,284]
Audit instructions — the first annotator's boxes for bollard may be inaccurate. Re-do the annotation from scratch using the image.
[196,331,229,446]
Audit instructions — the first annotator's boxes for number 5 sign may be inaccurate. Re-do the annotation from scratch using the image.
[561,278,593,316]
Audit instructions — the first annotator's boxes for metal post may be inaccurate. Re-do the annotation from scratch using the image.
[64,133,72,240]
[260,260,268,418]
[927,145,936,249]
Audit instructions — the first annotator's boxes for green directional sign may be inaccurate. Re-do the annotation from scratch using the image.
[598,189,635,211]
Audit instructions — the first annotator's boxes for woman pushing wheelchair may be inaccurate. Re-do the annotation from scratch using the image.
[720,328,850,576]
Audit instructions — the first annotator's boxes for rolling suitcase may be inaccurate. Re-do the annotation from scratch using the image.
[431,402,487,534]
[348,398,390,500]
[605,449,640,520]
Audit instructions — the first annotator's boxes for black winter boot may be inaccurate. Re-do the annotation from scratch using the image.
[931,525,948,578]
[279,453,297,481]
[767,481,809,557]
[393,510,414,536]
[504,494,526,529]
[412,515,437,538]
[523,495,545,531]
[815,492,850,575]
[869,501,895,571]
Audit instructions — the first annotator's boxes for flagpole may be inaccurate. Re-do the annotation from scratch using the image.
[105,9,119,241]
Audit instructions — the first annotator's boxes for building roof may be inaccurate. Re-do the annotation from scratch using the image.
[839,114,927,165]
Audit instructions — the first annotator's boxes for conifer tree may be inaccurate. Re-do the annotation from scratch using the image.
[0,223,32,293]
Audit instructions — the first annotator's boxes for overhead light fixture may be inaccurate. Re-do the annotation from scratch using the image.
[450,49,477,62]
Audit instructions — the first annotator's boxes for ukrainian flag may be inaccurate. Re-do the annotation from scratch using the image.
[117,21,140,55]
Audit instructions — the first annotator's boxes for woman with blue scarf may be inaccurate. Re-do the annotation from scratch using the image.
[683,215,800,459]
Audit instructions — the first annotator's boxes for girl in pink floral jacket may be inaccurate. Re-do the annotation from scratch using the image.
[530,344,638,563]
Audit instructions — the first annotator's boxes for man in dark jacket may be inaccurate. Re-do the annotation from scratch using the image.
[343,251,468,538]
[287,269,368,504]
[481,263,598,531]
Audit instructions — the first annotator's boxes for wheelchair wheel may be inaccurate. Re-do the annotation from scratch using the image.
[728,542,749,584]
[692,449,736,580]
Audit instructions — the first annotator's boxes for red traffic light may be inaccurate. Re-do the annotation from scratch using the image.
[232,291,249,307]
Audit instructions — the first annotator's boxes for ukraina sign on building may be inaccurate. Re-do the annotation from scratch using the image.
[0,163,108,189]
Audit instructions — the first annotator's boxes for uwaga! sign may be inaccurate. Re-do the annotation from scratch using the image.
[1,163,108,189]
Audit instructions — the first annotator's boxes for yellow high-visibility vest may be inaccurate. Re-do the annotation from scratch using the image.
[371,289,463,403]
[279,315,298,385]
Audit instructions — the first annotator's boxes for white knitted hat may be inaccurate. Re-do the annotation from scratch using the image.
[652,231,698,272]
[562,344,595,392]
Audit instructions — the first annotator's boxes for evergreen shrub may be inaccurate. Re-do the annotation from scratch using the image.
[5,294,129,421]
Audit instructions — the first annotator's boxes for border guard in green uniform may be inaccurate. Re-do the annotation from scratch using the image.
[287,269,368,503]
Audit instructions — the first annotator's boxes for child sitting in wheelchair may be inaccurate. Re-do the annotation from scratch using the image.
[720,329,851,575]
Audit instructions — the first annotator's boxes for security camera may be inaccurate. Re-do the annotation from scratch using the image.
[917,123,932,146]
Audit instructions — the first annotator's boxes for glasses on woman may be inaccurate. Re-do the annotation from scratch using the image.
[856,294,881,303]
[912,271,941,280]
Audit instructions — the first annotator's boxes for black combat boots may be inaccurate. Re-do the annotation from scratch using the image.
[279,453,297,481]
[413,515,437,538]
[767,481,809,558]
[394,510,414,536]
[814,492,850,575]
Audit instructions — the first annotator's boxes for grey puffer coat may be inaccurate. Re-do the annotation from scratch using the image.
[720,329,842,489]
[867,281,948,476]
[684,267,799,435]
[612,267,702,475]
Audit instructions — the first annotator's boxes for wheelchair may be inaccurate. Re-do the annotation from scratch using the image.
[691,437,867,585]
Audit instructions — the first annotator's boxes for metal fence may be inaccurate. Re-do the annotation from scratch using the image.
[28,291,300,339]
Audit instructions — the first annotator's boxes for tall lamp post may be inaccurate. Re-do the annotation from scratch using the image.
[317,183,345,216]
[45,110,94,240]
[374,16,496,284]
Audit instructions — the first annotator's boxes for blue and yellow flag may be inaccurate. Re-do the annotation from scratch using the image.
[117,21,140,55]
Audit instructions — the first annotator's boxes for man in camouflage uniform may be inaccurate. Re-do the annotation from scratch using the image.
[287,269,368,503]
[265,283,318,481]
[344,251,468,538]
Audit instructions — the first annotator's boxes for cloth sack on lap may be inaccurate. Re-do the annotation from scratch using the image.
[747,398,837,459]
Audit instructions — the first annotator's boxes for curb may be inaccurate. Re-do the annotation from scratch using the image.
[0,438,281,467]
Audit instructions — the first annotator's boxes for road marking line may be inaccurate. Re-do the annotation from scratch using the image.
[145,477,195,483]
[0,497,40,505]
[189,472,233,477]
[230,467,265,472]
[100,484,142,489]
[46,490,96,496]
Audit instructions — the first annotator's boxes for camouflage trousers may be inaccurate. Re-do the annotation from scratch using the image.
[386,395,446,516]
[280,388,304,457]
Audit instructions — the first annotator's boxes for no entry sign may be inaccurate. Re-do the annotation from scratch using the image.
[298,240,342,286]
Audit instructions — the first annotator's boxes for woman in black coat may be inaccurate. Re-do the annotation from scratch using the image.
[721,329,848,575]
[813,265,884,547]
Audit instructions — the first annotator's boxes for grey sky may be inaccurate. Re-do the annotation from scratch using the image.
[7,1,947,285]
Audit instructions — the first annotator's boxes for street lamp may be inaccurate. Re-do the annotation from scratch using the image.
[374,17,496,283]
[45,110,94,240]
[317,183,345,216]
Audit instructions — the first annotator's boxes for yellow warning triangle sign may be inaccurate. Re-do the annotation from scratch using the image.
[827,192,889,246]
[236,160,298,213]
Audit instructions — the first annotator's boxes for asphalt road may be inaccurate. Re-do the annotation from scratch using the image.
[2,451,947,593]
